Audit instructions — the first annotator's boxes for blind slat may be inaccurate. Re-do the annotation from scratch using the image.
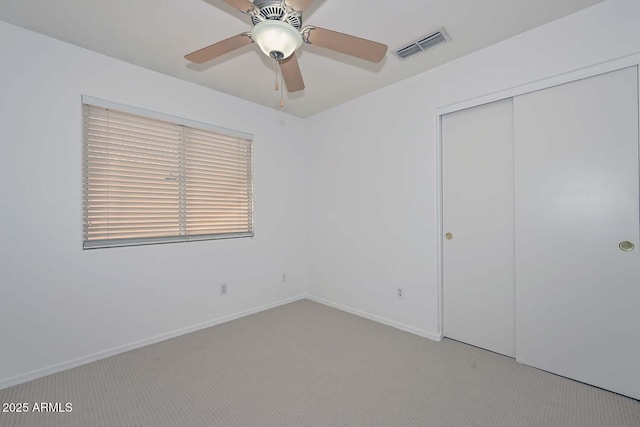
[86,145,180,162]
[87,136,182,152]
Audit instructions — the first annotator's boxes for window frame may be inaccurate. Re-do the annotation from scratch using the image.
[82,96,254,249]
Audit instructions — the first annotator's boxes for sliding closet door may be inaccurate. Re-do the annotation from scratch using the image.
[514,67,640,399]
[442,99,515,357]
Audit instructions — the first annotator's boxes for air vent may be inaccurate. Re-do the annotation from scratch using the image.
[397,44,421,58]
[394,28,450,60]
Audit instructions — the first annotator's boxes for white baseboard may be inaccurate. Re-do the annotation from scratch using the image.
[1,294,440,390]
[305,294,442,342]
[0,295,305,390]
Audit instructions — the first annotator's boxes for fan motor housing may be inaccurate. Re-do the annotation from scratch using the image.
[251,0,302,30]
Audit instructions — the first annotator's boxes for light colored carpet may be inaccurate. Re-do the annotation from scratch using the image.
[0,299,638,426]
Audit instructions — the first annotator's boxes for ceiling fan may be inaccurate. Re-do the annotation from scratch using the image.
[185,0,388,95]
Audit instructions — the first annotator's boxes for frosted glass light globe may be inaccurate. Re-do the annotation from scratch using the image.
[251,20,302,59]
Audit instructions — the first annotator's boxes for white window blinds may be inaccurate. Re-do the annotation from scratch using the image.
[83,100,253,249]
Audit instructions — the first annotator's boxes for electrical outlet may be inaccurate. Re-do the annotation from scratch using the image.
[397,288,404,299]
[220,283,228,295]
[282,273,287,282]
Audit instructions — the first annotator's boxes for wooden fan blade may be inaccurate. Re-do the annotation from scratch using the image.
[279,54,305,92]
[185,33,253,64]
[304,26,387,63]
[285,0,313,11]
[220,0,254,13]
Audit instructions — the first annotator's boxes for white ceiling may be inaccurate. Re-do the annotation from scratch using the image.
[0,0,604,117]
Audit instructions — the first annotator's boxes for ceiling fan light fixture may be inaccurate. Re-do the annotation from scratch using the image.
[251,20,302,60]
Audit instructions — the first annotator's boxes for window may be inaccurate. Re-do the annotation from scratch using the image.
[82,97,253,249]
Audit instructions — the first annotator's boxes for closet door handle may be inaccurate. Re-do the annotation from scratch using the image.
[619,241,635,251]
[445,232,453,240]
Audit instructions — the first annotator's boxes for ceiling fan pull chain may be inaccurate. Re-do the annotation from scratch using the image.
[280,72,285,108]
[274,60,279,91]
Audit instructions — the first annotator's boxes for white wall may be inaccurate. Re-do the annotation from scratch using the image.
[305,0,640,338]
[0,21,308,387]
